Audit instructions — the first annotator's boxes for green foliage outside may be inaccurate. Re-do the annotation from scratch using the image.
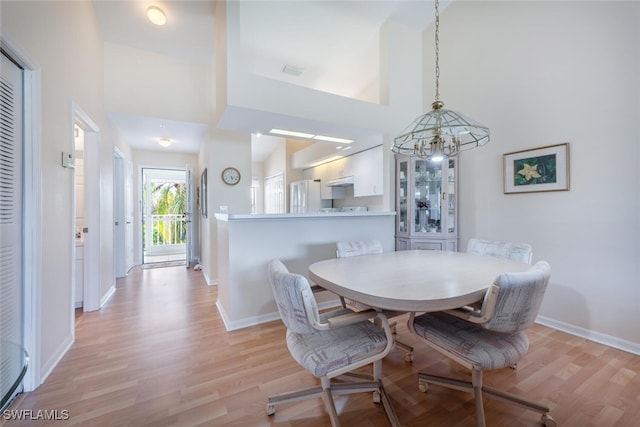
[144,179,187,246]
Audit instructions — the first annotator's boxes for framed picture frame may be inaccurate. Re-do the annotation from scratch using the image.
[503,143,570,194]
[200,168,208,217]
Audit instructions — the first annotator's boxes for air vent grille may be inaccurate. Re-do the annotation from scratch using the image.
[281,64,303,77]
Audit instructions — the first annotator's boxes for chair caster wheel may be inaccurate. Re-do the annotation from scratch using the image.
[542,413,556,427]
[404,353,413,363]
[418,382,428,393]
[266,404,275,416]
[373,391,381,403]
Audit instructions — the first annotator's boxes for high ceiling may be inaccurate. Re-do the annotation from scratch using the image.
[92,1,438,157]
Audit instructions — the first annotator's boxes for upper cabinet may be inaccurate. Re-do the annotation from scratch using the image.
[395,154,457,251]
[350,145,383,197]
[305,145,384,199]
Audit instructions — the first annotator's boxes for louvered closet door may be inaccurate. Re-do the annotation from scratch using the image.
[0,52,24,396]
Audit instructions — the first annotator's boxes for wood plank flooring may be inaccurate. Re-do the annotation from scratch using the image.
[3,266,639,426]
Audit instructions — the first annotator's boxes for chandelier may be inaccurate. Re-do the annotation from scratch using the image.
[392,0,489,162]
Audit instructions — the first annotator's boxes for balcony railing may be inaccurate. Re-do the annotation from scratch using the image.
[145,214,186,256]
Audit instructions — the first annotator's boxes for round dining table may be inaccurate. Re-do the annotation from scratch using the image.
[308,250,531,312]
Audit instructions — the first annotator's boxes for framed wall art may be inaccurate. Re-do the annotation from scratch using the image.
[503,143,570,194]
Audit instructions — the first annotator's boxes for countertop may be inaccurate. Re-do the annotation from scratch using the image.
[215,212,396,221]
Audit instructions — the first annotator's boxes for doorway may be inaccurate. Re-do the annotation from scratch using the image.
[72,104,101,313]
[114,148,133,278]
[141,168,190,267]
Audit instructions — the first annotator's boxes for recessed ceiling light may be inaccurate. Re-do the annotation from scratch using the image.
[312,135,354,144]
[270,128,315,139]
[147,6,167,26]
[269,128,354,144]
[158,138,171,147]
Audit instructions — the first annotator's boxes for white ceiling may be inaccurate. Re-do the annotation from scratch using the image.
[108,112,208,154]
[92,1,437,157]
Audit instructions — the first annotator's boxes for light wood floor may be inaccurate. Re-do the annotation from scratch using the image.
[4,266,639,426]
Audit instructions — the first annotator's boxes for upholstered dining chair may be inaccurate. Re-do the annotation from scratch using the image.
[266,260,400,427]
[467,238,533,264]
[336,240,414,362]
[408,261,556,427]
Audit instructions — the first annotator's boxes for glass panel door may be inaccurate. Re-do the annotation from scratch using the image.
[414,160,442,234]
[446,159,456,234]
[398,160,408,233]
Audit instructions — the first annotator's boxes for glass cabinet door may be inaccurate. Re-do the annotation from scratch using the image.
[397,159,408,233]
[414,159,443,234]
[395,153,458,251]
[446,159,456,234]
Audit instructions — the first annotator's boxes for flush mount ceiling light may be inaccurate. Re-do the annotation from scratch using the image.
[158,138,171,147]
[392,0,489,162]
[147,6,167,26]
[269,128,354,144]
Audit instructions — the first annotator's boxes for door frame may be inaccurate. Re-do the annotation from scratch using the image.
[1,36,42,391]
[139,166,191,265]
[72,103,101,314]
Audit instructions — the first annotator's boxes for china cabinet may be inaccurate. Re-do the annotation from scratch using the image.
[395,154,457,251]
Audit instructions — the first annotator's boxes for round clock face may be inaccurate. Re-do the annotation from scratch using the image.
[222,167,240,185]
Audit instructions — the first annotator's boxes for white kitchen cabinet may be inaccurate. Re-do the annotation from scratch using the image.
[321,184,346,200]
[395,154,457,251]
[312,161,346,199]
[351,145,383,197]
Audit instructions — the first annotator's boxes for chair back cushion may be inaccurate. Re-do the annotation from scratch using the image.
[268,260,320,335]
[336,240,383,258]
[467,238,533,264]
[482,261,551,333]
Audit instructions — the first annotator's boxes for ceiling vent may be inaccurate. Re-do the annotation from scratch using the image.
[281,64,303,77]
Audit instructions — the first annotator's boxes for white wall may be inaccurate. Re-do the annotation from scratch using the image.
[1,0,132,383]
[438,1,639,348]
[104,42,210,124]
[198,129,252,285]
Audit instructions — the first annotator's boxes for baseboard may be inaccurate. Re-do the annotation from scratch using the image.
[215,298,342,331]
[39,334,73,385]
[536,315,640,356]
[100,285,116,308]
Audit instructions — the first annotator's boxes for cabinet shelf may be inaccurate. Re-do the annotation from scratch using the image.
[395,155,458,252]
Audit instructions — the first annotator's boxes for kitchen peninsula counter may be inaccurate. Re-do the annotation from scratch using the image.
[215,211,395,330]
[216,211,395,220]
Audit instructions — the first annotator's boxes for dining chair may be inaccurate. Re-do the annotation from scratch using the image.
[336,240,414,362]
[408,261,556,427]
[466,238,533,264]
[266,259,400,427]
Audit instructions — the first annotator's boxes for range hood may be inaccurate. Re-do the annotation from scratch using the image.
[326,176,354,187]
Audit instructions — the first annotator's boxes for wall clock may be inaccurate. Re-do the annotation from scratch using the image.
[221,167,241,185]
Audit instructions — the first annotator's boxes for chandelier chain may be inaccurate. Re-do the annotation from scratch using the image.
[434,0,440,102]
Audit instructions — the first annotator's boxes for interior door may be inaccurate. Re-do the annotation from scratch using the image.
[124,157,134,271]
[1,51,25,404]
[114,152,126,277]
